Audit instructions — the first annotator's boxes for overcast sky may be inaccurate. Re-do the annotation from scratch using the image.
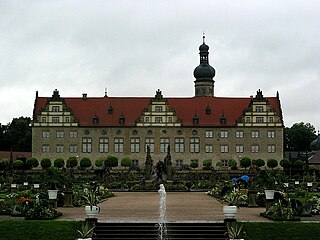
[0,0,319,131]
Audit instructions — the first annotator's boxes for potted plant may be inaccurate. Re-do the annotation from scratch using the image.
[77,222,95,240]
[223,189,247,220]
[83,184,100,219]
[43,167,67,200]
[226,221,245,240]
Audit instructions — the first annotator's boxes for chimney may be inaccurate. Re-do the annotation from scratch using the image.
[82,93,87,100]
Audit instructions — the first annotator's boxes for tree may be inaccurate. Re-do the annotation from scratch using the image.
[26,158,39,170]
[104,156,118,168]
[121,157,132,169]
[285,122,317,151]
[54,158,65,169]
[267,159,278,169]
[80,157,92,169]
[0,117,32,151]
[240,157,251,170]
[203,159,212,169]
[41,158,51,169]
[66,157,78,169]
[294,159,304,169]
[13,160,24,170]
[255,158,265,168]
[95,158,105,168]
[228,159,237,170]
[280,158,290,168]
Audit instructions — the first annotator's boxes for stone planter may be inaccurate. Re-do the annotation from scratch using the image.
[85,205,100,219]
[264,190,275,200]
[223,205,237,219]
[48,190,58,200]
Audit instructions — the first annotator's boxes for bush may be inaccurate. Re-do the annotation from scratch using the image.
[121,157,132,169]
[0,159,10,170]
[240,157,251,169]
[294,159,304,169]
[228,159,237,170]
[13,160,24,170]
[203,159,212,169]
[95,158,105,168]
[104,156,118,168]
[66,157,78,169]
[26,158,39,169]
[41,158,52,169]
[80,157,92,168]
[280,158,290,168]
[54,158,65,169]
[255,158,265,168]
[190,161,199,169]
[267,159,278,169]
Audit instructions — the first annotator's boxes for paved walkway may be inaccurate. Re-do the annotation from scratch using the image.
[58,192,270,222]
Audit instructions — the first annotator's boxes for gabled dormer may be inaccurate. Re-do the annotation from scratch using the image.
[236,89,283,127]
[33,89,78,127]
[136,89,182,127]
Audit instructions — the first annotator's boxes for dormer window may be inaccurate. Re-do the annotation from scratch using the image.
[93,116,99,124]
[119,115,125,124]
[256,106,263,112]
[155,106,162,112]
[193,116,199,125]
[205,106,211,115]
[108,106,113,114]
[220,115,227,124]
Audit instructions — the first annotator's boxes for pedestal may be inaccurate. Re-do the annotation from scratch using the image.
[266,199,274,212]
[63,191,73,207]
[247,190,259,208]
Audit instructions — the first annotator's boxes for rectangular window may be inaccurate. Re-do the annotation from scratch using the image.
[251,131,259,138]
[42,131,50,138]
[42,144,50,153]
[175,160,183,167]
[130,137,140,153]
[99,137,109,153]
[256,106,263,112]
[69,130,78,138]
[251,145,259,153]
[190,137,200,153]
[160,138,170,153]
[220,130,228,138]
[155,117,163,123]
[155,106,162,112]
[205,130,213,138]
[52,117,59,123]
[256,117,264,123]
[56,144,64,153]
[245,117,251,123]
[41,117,47,123]
[114,137,124,153]
[268,145,276,153]
[145,138,154,153]
[221,159,228,167]
[65,117,70,123]
[268,130,276,138]
[82,137,92,153]
[269,117,274,123]
[220,145,229,153]
[236,145,244,153]
[145,117,150,123]
[69,144,77,153]
[205,144,213,153]
[52,106,60,112]
[168,117,173,123]
[56,131,64,138]
[236,131,244,138]
[175,138,184,153]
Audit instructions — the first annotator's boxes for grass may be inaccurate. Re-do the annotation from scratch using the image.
[0,220,320,239]
[243,222,320,240]
[0,220,81,240]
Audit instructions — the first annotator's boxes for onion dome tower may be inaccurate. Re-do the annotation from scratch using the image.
[194,34,215,97]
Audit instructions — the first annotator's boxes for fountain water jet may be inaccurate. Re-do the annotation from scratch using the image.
[158,184,167,240]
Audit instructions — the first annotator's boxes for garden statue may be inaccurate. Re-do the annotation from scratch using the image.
[164,146,173,181]
[145,145,153,180]
[156,161,166,183]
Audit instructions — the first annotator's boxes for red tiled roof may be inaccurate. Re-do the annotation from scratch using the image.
[34,95,282,127]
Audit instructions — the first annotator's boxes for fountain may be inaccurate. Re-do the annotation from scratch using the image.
[158,184,167,240]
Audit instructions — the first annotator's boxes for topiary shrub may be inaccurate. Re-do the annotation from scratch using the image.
[13,160,24,170]
[0,159,10,170]
[280,158,290,168]
[203,159,212,169]
[26,158,39,169]
[121,157,132,169]
[190,161,199,169]
[255,158,265,168]
[54,158,65,169]
[267,159,278,169]
[41,158,52,169]
[228,159,237,170]
[66,156,78,169]
[95,158,105,168]
[104,156,118,168]
[294,159,304,169]
[80,157,92,169]
[240,157,251,169]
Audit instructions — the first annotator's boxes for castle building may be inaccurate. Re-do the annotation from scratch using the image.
[32,37,284,168]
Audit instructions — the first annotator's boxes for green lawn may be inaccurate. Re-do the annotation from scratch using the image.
[0,220,319,239]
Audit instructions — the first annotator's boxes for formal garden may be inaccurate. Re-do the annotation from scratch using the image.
[0,155,320,239]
